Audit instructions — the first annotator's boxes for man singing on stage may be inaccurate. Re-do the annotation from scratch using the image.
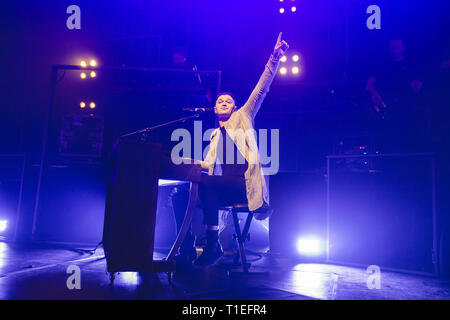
[175,32,289,267]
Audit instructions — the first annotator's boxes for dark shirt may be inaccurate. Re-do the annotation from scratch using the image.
[217,126,248,177]
[371,58,424,129]
[374,59,419,108]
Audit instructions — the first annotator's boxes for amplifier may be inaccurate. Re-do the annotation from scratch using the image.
[326,153,438,275]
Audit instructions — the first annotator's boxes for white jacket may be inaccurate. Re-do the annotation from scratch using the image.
[201,54,280,211]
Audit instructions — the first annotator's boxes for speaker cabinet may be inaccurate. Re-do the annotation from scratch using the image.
[33,163,106,244]
[269,172,327,258]
[326,153,438,275]
[0,154,25,241]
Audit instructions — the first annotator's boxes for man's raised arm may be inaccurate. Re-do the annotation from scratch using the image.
[241,32,289,119]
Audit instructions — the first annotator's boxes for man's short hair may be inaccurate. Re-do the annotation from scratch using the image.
[216,91,237,104]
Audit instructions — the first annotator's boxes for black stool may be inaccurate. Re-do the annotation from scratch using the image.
[221,203,271,276]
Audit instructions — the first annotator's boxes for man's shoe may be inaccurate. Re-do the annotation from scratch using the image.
[193,242,224,267]
[254,202,273,221]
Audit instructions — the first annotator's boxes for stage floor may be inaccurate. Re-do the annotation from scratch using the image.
[0,242,449,300]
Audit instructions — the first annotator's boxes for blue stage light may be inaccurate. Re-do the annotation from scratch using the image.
[0,220,7,233]
[122,272,138,285]
[296,237,321,255]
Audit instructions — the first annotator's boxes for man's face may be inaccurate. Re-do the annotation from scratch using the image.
[173,52,187,64]
[214,94,236,117]
[388,40,405,61]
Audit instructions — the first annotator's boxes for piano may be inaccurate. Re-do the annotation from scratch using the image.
[102,138,202,281]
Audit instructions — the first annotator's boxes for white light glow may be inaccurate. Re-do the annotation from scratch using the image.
[0,220,7,232]
[296,237,321,255]
[121,272,138,285]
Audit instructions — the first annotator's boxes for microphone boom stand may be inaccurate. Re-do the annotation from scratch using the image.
[120,113,201,141]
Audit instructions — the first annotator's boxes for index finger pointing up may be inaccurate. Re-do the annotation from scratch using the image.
[277,32,282,43]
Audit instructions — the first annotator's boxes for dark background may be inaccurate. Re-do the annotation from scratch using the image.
[0,1,449,273]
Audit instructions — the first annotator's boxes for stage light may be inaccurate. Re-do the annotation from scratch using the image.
[80,102,86,108]
[296,237,321,255]
[80,72,87,79]
[279,8,285,14]
[0,220,7,232]
[90,71,96,78]
[292,54,299,62]
[280,67,287,75]
[291,6,297,12]
[280,56,287,62]
[90,59,97,67]
[89,102,96,109]
[80,60,87,68]
[122,272,138,285]
[292,66,300,74]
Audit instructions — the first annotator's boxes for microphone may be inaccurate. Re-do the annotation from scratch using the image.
[182,107,215,113]
[193,64,202,84]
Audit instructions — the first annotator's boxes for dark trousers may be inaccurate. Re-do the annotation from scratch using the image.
[171,174,247,251]
[198,174,248,226]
